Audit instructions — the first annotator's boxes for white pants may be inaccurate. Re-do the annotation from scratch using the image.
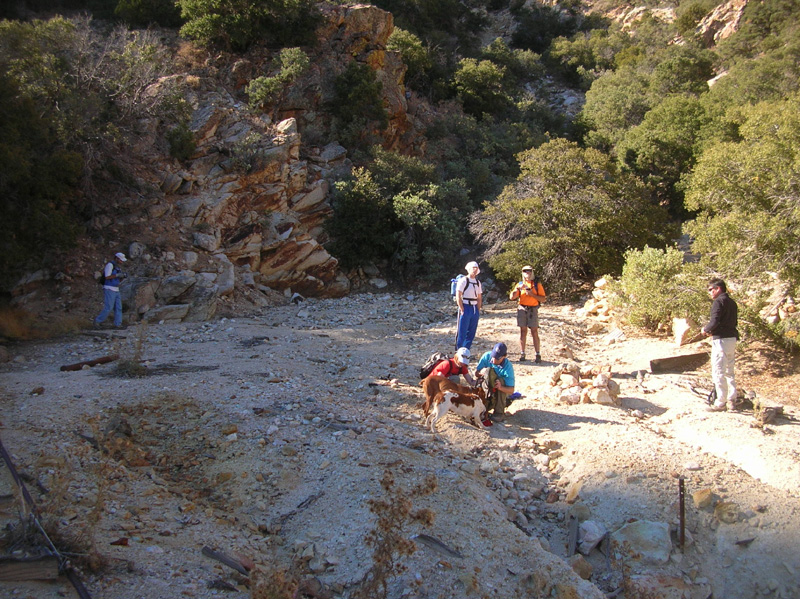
[711,337,736,406]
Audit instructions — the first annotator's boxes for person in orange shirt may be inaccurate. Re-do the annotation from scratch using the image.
[509,266,546,362]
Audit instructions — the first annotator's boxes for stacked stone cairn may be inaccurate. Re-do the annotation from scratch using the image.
[576,277,615,334]
[548,361,621,406]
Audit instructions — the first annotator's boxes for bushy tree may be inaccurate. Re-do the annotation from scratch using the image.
[452,58,511,118]
[617,95,710,215]
[547,28,633,88]
[683,94,800,284]
[326,149,468,281]
[648,45,715,99]
[387,28,432,91]
[470,138,675,291]
[581,67,653,149]
[701,43,800,127]
[511,2,580,53]
[329,62,389,151]
[0,73,83,288]
[178,0,320,52]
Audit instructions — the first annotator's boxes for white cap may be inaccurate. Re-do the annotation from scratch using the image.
[455,347,471,364]
[115,252,127,262]
[465,261,480,274]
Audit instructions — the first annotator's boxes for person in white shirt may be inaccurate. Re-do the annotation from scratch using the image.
[455,261,482,350]
[94,252,127,329]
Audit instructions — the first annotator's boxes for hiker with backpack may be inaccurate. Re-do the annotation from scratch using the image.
[454,261,483,350]
[94,252,128,329]
[426,347,477,385]
[509,266,545,363]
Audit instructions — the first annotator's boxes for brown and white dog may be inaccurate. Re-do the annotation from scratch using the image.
[425,390,488,433]
[421,375,486,418]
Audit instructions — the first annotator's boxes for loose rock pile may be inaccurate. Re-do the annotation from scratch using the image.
[547,362,621,406]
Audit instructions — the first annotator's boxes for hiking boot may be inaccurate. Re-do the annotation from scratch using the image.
[519,353,526,361]
[726,401,738,412]
[490,413,505,422]
[534,354,542,364]
[705,404,726,412]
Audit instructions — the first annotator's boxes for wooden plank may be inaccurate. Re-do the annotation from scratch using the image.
[649,352,709,373]
[0,556,60,581]
[60,354,119,372]
[567,515,578,557]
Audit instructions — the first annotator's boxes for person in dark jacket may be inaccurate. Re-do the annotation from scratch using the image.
[702,278,739,411]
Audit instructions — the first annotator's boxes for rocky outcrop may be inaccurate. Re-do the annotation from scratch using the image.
[697,0,748,46]
[9,4,423,323]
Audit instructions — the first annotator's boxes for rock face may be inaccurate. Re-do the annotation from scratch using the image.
[12,4,422,322]
[697,0,748,46]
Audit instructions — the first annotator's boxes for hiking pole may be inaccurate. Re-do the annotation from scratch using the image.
[678,477,686,551]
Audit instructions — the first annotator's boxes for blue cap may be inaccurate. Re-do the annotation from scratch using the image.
[491,342,507,359]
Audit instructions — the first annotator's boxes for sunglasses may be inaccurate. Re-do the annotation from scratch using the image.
[522,269,532,272]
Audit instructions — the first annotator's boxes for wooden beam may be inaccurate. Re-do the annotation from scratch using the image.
[60,354,120,372]
[649,352,709,373]
[0,556,60,581]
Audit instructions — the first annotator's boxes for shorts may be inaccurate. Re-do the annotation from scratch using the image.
[517,305,539,328]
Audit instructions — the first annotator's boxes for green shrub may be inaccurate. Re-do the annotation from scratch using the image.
[166,122,196,161]
[452,58,511,117]
[610,246,705,330]
[247,47,309,109]
[325,149,468,281]
[178,0,320,52]
[387,28,432,91]
[329,62,388,150]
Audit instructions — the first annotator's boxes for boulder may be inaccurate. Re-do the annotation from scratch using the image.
[610,520,671,566]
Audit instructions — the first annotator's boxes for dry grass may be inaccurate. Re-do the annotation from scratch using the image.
[351,470,438,599]
[0,307,85,341]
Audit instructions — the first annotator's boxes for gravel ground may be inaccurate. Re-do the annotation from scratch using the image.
[1,292,799,599]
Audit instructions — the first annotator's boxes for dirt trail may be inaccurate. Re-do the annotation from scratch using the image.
[0,293,798,599]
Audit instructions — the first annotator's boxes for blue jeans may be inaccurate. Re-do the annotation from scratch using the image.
[455,304,479,350]
[96,288,123,327]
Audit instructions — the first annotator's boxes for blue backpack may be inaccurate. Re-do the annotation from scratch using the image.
[450,274,480,302]
[450,275,465,300]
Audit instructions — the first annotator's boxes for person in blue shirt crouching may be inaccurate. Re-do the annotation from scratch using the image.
[476,342,515,422]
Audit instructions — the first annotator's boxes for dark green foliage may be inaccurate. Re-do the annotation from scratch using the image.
[716,0,800,59]
[701,43,800,126]
[326,149,467,282]
[617,95,709,217]
[387,28,432,92]
[247,47,310,110]
[511,2,580,53]
[649,45,716,98]
[178,0,320,52]
[116,0,183,28]
[372,0,485,54]
[546,29,633,88]
[166,123,196,161]
[470,139,675,291]
[452,58,511,117]
[683,95,800,284]
[675,1,714,37]
[329,62,389,151]
[0,73,83,288]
